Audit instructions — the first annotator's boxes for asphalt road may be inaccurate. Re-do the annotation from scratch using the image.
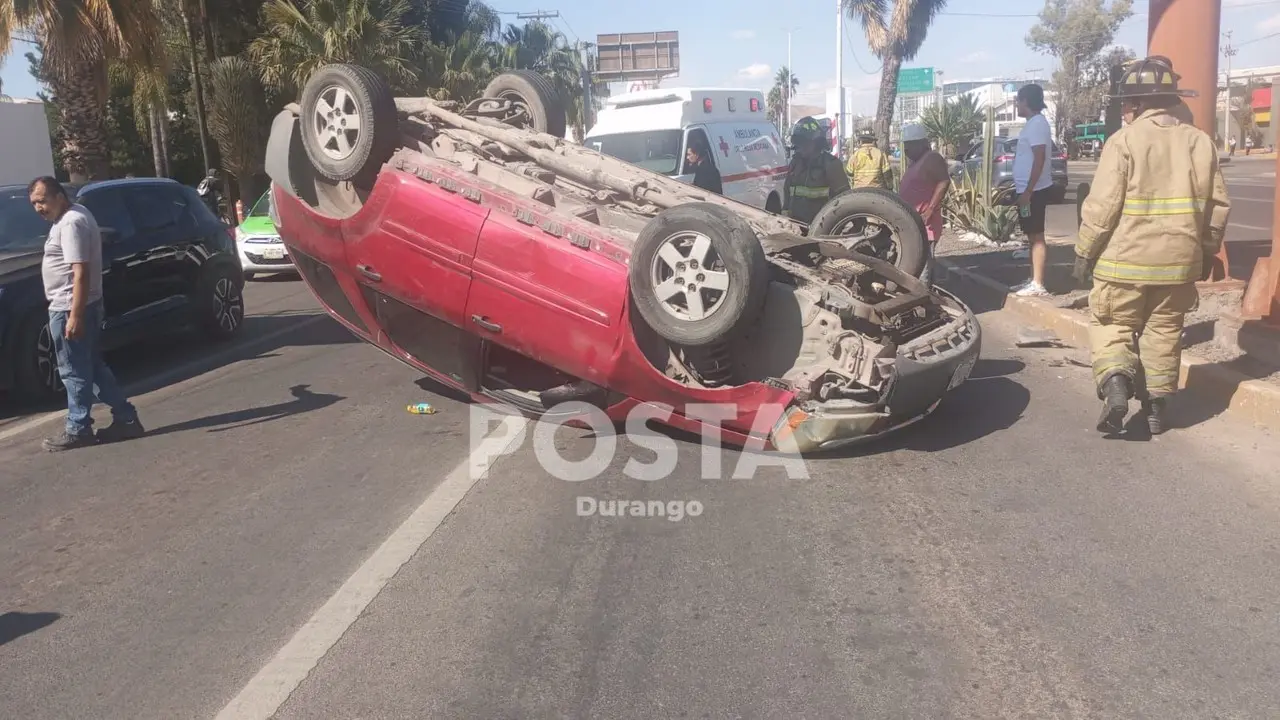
[2,274,1279,719]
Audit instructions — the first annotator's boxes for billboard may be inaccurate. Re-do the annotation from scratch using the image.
[595,32,680,84]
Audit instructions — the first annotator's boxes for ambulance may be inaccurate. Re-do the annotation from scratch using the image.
[583,87,789,212]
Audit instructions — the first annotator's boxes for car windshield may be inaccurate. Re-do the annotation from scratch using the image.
[247,191,272,218]
[585,130,684,175]
[0,186,53,253]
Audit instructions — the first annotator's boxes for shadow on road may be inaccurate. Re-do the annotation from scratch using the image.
[0,313,357,424]
[142,384,345,437]
[0,611,60,646]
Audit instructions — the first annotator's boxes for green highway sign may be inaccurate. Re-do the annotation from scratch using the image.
[897,67,935,95]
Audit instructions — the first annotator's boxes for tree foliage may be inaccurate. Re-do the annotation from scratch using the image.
[208,56,270,203]
[1026,0,1133,139]
[844,0,950,151]
[920,93,981,158]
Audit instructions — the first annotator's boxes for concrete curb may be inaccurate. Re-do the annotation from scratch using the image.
[939,258,1280,429]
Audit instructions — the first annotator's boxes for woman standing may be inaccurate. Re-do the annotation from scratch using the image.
[1011,84,1056,297]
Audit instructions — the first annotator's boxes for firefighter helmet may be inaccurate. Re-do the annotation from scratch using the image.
[1112,55,1198,99]
[790,116,824,147]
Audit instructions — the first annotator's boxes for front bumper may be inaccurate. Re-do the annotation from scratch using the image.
[770,290,982,453]
[237,237,295,273]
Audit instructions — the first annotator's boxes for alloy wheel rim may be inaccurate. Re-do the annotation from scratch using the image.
[213,277,244,332]
[649,231,731,322]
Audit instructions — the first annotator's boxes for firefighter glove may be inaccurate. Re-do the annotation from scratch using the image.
[1072,255,1095,285]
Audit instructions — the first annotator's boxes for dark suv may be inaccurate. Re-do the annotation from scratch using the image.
[951,137,1070,203]
[0,178,246,402]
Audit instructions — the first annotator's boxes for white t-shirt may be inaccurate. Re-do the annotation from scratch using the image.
[1013,113,1054,193]
[41,204,104,313]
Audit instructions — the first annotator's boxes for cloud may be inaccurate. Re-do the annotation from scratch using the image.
[737,63,772,79]
[960,51,991,64]
[730,29,757,40]
[1261,12,1280,31]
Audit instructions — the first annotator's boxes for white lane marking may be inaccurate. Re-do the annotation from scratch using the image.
[1229,196,1272,204]
[214,414,530,720]
[1230,222,1272,232]
[0,314,329,444]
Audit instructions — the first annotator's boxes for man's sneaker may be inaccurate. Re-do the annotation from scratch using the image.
[1015,281,1049,297]
[1097,375,1133,434]
[43,431,98,452]
[96,418,145,443]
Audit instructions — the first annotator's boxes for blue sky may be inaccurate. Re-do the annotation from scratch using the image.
[3,0,1278,113]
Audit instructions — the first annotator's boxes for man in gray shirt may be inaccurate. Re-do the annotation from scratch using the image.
[30,176,144,451]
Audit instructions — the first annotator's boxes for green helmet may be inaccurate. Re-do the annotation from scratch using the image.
[790,116,824,146]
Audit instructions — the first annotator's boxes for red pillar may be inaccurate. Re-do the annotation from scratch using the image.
[1148,0,1231,281]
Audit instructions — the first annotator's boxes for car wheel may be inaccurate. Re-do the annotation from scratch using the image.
[12,311,63,403]
[298,63,399,186]
[628,202,769,348]
[482,71,568,138]
[807,188,928,278]
[199,267,246,340]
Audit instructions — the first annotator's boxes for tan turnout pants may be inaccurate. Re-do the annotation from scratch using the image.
[1088,280,1198,398]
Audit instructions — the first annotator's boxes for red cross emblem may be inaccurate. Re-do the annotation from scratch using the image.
[718,136,730,157]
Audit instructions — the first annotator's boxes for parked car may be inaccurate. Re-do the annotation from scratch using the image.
[265,64,980,454]
[236,189,294,279]
[951,137,1069,203]
[0,178,246,402]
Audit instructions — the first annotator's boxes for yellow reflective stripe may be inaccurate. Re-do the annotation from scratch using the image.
[790,186,829,198]
[1092,258,1196,283]
[1122,197,1204,216]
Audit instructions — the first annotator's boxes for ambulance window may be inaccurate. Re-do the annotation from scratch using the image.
[587,130,683,175]
[683,129,713,173]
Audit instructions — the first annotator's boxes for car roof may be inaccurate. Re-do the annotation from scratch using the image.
[77,177,185,194]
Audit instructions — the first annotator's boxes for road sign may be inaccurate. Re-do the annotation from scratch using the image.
[897,67,935,95]
[595,32,680,83]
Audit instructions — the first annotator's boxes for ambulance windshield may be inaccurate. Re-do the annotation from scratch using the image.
[585,130,684,176]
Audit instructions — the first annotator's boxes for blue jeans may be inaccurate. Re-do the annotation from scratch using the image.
[49,301,137,436]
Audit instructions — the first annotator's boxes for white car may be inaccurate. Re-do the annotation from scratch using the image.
[235,190,295,279]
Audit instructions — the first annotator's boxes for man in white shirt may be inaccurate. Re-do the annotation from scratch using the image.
[31,176,144,451]
[1010,84,1057,297]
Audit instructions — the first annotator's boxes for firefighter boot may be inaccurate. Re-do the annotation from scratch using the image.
[1144,397,1168,435]
[1096,374,1133,434]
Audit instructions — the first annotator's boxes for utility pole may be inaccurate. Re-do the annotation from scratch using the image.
[579,41,594,140]
[786,31,793,133]
[835,0,844,158]
[1222,30,1237,151]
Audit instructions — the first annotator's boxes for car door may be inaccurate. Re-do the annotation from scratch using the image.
[120,184,198,322]
[75,187,144,332]
[342,168,490,390]
[464,205,628,389]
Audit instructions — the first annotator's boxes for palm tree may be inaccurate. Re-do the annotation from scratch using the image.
[207,56,269,206]
[919,93,981,158]
[843,0,949,151]
[766,86,783,130]
[423,30,498,102]
[773,66,799,128]
[248,0,426,94]
[1,0,165,180]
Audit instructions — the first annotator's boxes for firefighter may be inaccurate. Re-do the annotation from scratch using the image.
[782,116,850,224]
[846,128,892,189]
[1073,56,1231,435]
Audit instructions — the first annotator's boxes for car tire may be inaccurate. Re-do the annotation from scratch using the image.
[482,71,568,138]
[198,266,246,341]
[12,311,63,403]
[807,188,928,278]
[298,63,399,187]
[628,202,769,348]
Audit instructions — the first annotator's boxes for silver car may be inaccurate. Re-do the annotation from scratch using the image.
[951,137,1070,203]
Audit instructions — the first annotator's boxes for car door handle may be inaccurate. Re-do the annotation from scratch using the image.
[471,315,502,333]
[356,264,381,282]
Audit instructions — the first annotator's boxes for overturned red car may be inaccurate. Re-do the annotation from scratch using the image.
[263,64,981,452]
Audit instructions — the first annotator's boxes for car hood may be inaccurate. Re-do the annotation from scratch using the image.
[238,216,278,236]
[0,248,43,286]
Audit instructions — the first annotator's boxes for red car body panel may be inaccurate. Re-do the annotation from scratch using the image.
[273,163,799,446]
